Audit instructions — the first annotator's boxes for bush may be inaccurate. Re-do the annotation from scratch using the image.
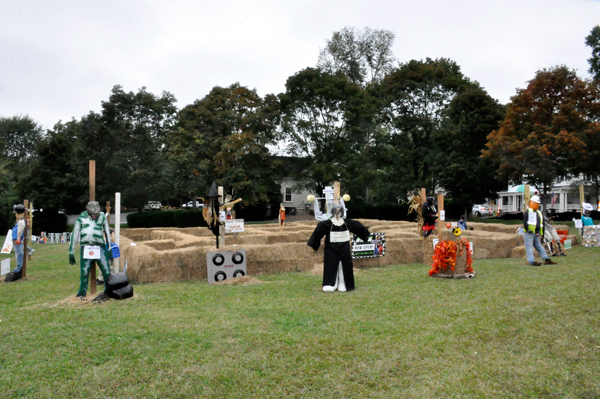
[127,210,208,228]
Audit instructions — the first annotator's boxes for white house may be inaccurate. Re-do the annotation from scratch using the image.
[497,178,593,213]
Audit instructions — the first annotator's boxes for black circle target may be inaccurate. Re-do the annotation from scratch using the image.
[233,269,245,278]
[212,253,225,266]
[232,251,244,264]
[214,271,226,282]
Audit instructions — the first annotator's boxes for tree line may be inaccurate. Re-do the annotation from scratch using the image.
[1,26,599,230]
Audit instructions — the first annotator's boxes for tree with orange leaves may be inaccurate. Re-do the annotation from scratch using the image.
[483,66,599,205]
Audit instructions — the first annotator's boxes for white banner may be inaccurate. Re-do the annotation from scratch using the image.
[83,245,101,259]
[2,231,13,254]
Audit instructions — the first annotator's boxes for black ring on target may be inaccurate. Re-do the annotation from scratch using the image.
[213,253,225,266]
[233,269,245,278]
[232,251,244,265]
[214,271,226,282]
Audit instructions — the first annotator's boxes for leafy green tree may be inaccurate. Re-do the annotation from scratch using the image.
[434,87,506,213]
[374,58,474,196]
[586,25,600,81]
[0,161,18,231]
[0,115,43,173]
[74,85,178,211]
[168,83,281,211]
[483,66,598,205]
[23,120,87,213]
[279,68,364,193]
[318,26,396,86]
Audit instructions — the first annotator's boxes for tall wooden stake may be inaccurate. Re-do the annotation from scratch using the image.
[28,202,33,261]
[579,185,585,216]
[523,185,530,213]
[334,182,341,205]
[22,199,29,277]
[437,194,445,239]
[89,160,96,295]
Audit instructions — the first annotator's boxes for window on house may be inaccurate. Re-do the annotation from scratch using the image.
[285,187,292,202]
[502,197,509,205]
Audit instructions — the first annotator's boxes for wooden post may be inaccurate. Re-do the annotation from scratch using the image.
[232,210,237,246]
[89,160,96,295]
[218,186,224,248]
[28,202,33,261]
[419,188,427,238]
[22,199,29,277]
[334,182,341,205]
[579,185,585,216]
[115,192,121,273]
[523,185,530,213]
[437,194,445,239]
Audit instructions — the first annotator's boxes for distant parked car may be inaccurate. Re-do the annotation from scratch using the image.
[472,204,494,217]
[181,201,205,209]
[144,201,162,211]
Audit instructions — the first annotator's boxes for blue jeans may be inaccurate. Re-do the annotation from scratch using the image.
[13,242,24,273]
[524,232,548,264]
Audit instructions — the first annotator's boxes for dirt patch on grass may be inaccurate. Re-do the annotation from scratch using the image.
[20,293,142,309]
[213,276,262,286]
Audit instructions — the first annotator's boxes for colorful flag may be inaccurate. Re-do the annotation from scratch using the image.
[551,193,557,208]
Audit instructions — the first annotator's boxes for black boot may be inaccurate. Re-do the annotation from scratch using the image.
[550,243,558,257]
[558,243,566,256]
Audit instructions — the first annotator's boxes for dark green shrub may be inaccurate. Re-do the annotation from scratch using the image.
[127,210,208,228]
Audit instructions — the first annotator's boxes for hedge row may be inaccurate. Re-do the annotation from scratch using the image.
[127,210,208,228]
[347,201,469,221]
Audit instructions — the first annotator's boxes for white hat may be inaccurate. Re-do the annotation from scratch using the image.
[530,195,541,204]
[583,202,594,211]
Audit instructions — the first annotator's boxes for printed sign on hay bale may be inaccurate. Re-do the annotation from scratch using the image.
[429,238,475,279]
[351,232,385,258]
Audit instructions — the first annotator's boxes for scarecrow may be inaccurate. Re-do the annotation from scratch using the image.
[69,201,112,298]
[307,204,371,292]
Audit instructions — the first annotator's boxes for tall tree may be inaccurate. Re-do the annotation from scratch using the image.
[483,66,598,205]
[586,25,600,81]
[168,83,281,210]
[374,58,473,195]
[434,87,506,211]
[318,26,396,86]
[75,85,178,210]
[279,68,364,192]
[0,115,43,173]
[23,120,87,213]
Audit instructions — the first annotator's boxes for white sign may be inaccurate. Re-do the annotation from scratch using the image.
[1,258,10,276]
[527,211,537,226]
[323,186,334,194]
[440,210,445,221]
[219,210,226,222]
[330,230,351,243]
[2,231,13,254]
[564,239,572,249]
[574,219,583,229]
[432,238,439,249]
[83,245,101,260]
[325,193,334,200]
[469,242,474,255]
[225,219,244,233]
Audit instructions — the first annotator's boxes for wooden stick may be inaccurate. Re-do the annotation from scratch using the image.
[28,202,33,261]
[437,194,444,240]
[22,199,29,277]
[334,182,340,205]
[89,160,96,295]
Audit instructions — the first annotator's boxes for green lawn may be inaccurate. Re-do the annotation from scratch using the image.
[1,237,599,398]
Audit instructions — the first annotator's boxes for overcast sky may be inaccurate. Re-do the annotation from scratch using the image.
[1,0,599,130]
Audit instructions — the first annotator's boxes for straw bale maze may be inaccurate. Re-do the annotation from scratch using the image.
[119,220,577,283]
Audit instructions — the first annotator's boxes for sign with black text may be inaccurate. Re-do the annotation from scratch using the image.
[351,232,386,259]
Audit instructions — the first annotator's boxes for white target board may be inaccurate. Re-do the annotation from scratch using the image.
[207,249,247,284]
[1,258,10,276]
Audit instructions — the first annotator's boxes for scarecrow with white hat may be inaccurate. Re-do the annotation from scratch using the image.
[523,195,557,266]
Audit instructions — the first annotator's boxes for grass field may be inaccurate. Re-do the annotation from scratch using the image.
[1,236,599,398]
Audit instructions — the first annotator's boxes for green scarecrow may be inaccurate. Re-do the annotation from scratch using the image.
[69,201,112,298]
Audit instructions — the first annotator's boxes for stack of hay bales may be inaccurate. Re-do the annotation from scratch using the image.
[119,220,578,283]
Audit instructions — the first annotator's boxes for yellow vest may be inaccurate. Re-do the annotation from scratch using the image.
[526,208,544,235]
